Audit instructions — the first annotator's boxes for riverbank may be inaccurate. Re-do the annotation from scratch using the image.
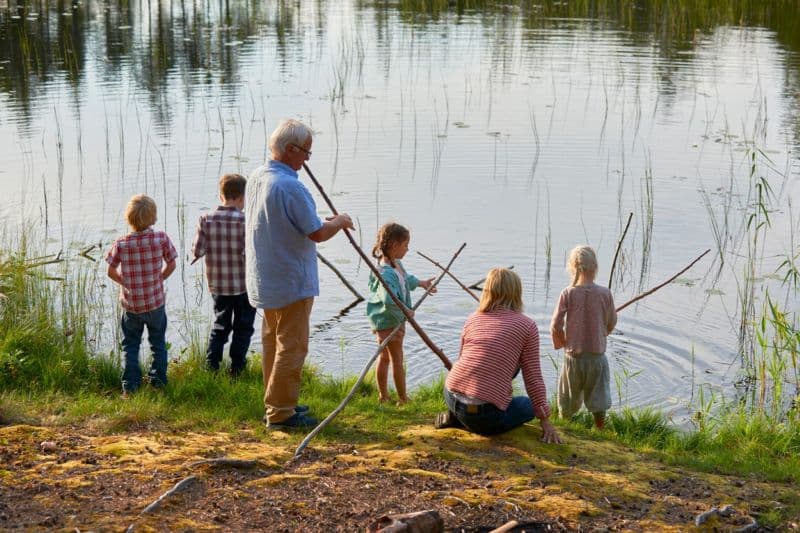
[1,375,798,531]
[1,239,799,529]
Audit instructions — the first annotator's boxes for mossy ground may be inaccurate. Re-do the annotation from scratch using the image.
[1,399,797,531]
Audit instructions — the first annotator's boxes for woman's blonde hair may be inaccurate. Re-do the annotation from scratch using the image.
[125,194,157,232]
[478,268,523,313]
[372,222,410,264]
[567,245,598,286]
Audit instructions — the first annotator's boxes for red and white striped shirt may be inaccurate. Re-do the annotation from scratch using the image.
[446,308,551,418]
[191,206,247,296]
[105,228,178,313]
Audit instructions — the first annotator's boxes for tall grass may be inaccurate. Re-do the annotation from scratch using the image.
[560,405,800,483]
[0,233,118,393]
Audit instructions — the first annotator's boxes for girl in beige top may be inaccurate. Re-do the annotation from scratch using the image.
[551,246,617,428]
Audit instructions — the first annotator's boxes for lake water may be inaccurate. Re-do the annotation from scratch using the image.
[1,1,799,420]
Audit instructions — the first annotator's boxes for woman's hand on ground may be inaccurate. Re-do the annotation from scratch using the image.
[540,419,562,444]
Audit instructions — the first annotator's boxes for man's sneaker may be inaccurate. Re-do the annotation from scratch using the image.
[295,404,310,413]
[434,410,463,429]
[267,413,318,429]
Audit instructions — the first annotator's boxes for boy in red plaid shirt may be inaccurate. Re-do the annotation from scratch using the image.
[192,173,256,376]
[106,194,178,396]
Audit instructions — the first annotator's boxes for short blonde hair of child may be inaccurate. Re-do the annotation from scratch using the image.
[125,194,157,232]
[567,245,598,286]
[478,268,523,313]
[268,119,313,157]
[219,173,246,200]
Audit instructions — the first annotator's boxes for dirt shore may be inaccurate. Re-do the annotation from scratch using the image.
[1,421,796,531]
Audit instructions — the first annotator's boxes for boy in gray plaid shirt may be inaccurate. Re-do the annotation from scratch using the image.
[192,173,256,376]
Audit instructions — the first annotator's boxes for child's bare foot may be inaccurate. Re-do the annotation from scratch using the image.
[378,395,392,404]
[396,396,409,406]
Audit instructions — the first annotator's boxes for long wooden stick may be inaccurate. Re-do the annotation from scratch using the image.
[616,249,710,312]
[141,475,198,513]
[608,212,633,288]
[291,244,465,461]
[417,251,479,302]
[303,163,451,369]
[317,252,364,301]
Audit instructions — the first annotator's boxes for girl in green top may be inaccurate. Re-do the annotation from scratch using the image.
[366,223,436,404]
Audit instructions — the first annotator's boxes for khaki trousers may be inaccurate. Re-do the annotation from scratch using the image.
[261,297,314,423]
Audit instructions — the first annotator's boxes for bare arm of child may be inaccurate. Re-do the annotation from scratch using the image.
[606,293,618,334]
[418,277,437,294]
[190,220,205,262]
[162,259,176,280]
[107,265,124,287]
[550,290,568,349]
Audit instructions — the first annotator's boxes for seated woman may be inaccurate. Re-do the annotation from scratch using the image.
[435,268,561,444]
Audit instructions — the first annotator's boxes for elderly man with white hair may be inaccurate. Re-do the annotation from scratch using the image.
[245,119,354,429]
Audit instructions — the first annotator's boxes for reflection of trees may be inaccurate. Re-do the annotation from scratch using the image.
[377,0,799,54]
[374,0,800,62]
[0,1,87,130]
[1,0,799,140]
[368,0,800,146]
[0,0,308,127]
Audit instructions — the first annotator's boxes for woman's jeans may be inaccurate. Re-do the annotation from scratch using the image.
[121,305,168,393]
[444,388,534,435]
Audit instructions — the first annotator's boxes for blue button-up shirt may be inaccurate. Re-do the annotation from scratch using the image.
[245,160,323,309]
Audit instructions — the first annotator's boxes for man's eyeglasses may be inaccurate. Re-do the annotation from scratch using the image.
[292,144,312,156]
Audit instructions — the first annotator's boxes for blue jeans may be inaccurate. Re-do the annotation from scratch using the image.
[121,306,168,393]
[206,293,256,374]
[444,388,534,435]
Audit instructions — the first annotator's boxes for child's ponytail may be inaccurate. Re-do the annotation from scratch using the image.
[372,222,411,263]
[567,245,598,287]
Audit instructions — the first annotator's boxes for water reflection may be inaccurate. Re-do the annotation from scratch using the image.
[3,1,799,114]
[0,1,320,131]
[1,0,799,414]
